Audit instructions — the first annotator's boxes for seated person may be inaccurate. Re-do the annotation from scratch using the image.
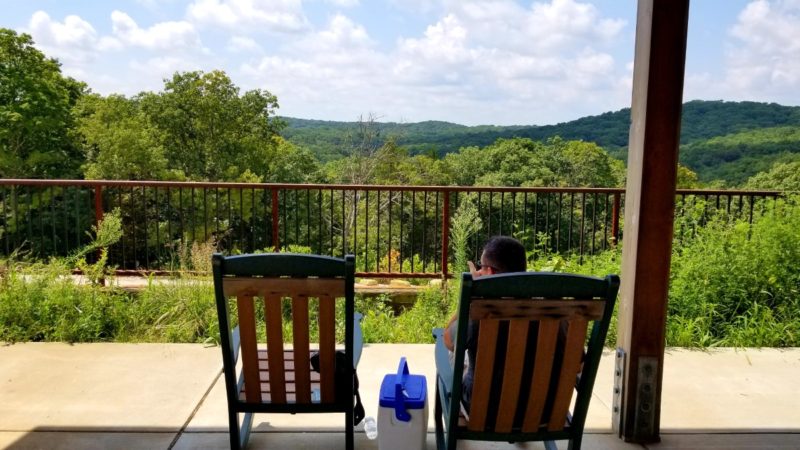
[443,236,527,414]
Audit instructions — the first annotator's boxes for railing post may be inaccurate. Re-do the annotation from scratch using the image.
[612,192,621,246]
[94,184,104,230]
[271,187,280,252]
[440,190,450,278]
[93,183,105,285]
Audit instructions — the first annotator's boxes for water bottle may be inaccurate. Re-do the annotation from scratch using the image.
[363,416,378,440]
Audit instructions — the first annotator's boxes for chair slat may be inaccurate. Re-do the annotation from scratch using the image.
[318,294,336,403]
[521,320,559,432]
[264,293,287,404]
[470,299,605,321]
[224,277,345,298]
[547,318,588,431]
[467,319,499,432]
[236,294,262,403]
[292,294,311,404]
[495,319,530,432]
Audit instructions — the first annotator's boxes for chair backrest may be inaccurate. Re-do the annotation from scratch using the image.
[452,272,619,435]
[212,253,355,406]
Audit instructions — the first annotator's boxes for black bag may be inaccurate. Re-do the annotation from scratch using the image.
[310,350,365,426]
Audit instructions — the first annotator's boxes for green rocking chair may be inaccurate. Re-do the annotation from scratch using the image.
[433,272,619,450]
[213,253,362,450]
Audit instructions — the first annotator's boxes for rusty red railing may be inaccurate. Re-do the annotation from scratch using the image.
[0,179,785,278]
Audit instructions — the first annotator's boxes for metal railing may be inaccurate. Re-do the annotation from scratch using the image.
[0,179,785,277]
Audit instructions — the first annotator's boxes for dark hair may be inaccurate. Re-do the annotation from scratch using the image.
[481,236,526,273]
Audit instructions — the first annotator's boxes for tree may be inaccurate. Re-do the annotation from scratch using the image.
[555,139,623,187]
[332,113,392,185]
[744,160,800,191]
[139,70,286,181]
[442,137,623,188]
[75,94,168,180]
[267,137,322,183]
[0,28,85,178]
[676,164,701,189]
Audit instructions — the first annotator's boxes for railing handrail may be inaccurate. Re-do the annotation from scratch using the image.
[0,178,788,197]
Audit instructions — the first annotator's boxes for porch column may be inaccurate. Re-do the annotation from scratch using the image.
[614,0,690,443]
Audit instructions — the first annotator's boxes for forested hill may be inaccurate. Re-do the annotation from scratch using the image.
[283,100,800,162]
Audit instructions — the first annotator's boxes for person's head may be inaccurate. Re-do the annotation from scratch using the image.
[476,236,526,275]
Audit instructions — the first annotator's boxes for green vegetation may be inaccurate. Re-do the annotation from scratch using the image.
[0,29,86,178]
[283,100,800,187]
[3,197,798,347]
[745,160,800,191]
[75,70,320,183]
[681,126,800,185]
[667,197,800,346]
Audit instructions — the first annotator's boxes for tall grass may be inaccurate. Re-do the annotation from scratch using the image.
[666,197,800,347]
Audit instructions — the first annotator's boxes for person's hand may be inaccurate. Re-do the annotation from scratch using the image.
[468,260,481,278]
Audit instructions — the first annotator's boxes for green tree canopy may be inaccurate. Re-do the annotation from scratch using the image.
[744,159,800,191]
[138,70,288,181]
[442,137,622,187]
[676,164,701,189]
[0,28,85,178]
[75,94,168,180]
[76,70,321,182]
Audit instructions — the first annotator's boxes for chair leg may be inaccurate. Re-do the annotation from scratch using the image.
[568,435,582,450]
[443,387,459,450]
[228,409,241,450]
[434,383,445,450]
[446,432,457,450]
[345,408,354,450]
[239,412,254,449]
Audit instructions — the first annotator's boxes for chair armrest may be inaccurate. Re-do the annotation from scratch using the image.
[231,326,241,364]
[353,312,364,368]
[432,328,453,398]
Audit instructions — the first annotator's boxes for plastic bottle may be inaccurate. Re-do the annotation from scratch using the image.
[363,416,378,440]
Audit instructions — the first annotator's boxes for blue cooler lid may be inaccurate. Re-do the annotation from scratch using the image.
[379,357,427,421]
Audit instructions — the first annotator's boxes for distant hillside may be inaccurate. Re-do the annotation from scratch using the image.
[282,100,800,184]
[680,126,800,185]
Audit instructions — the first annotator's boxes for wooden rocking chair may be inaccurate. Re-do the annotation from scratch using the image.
[212,253,362,450]
[433,272,619,450]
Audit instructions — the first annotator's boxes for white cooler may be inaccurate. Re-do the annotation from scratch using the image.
[377,357,428,450]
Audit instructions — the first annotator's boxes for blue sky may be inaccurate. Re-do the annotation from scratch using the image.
[4,0,799,125]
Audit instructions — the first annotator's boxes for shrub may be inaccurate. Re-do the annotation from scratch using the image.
[667,197,800,346]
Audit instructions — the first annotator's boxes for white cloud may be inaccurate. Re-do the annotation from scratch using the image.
[25,10,202,64]
[242,14,383,95]
[26,11,101,64]
[313,14,372,48]
[684,0,800,104]
[130,56,203,75]
[110,11,201,51]
[439,0,625,55]
[325,0,360,7]
[392,0,626,112]
[227,36,263,53]
[240,13,394,120]
[725,0,800,93]
[398,14,470,65]
[237,0,629,125]
[187,0,309,32]
[390,0,442,14]
[24,0,635,125]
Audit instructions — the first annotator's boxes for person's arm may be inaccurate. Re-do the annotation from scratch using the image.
[443,313,457,351]
[444,260,481,352]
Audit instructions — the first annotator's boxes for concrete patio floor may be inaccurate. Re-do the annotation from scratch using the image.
[1,343,798,449]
